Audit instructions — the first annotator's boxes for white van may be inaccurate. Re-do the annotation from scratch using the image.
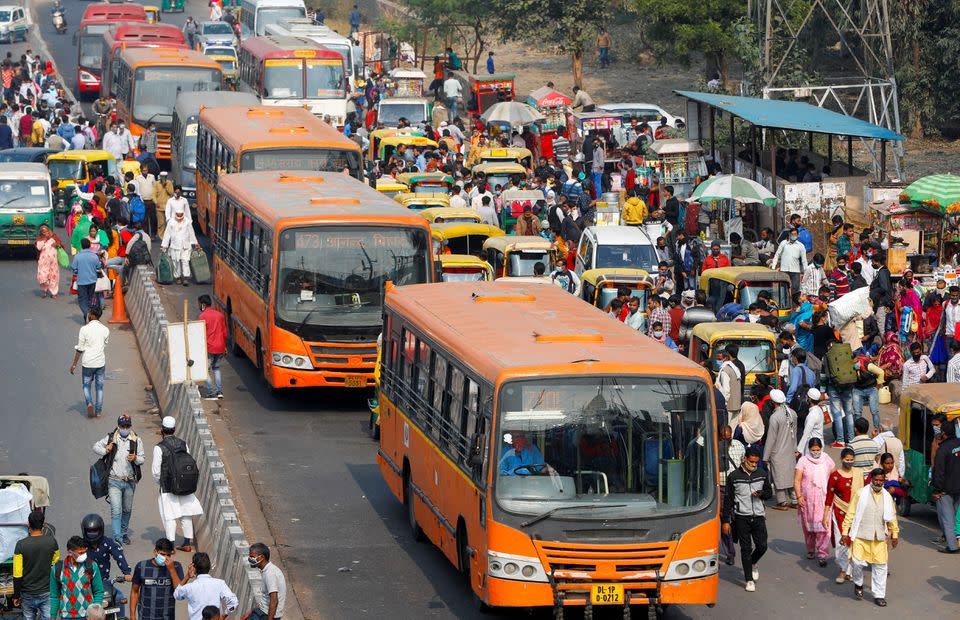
[0,5,28,44]
[574,225,659,277]
[240,0,306,37]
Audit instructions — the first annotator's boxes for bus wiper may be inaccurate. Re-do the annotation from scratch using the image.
[0,196,23,209]
[520,503,627,529]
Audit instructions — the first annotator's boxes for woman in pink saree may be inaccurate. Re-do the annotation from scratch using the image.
[794,437,836,566]
[35,224,64,298]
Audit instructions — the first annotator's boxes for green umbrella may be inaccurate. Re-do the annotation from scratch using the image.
[689,174,777,207]
[903,174,960,213]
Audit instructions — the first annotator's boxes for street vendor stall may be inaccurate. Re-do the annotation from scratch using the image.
[870,200,944,276]
[377,67,430,128]
[454,71,515,115]
[648,139,707,208]
[527,86,570,159]
[571,111,624,166]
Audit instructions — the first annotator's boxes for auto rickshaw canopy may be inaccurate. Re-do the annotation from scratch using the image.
[419,206,482,223]
[697,265,792,290]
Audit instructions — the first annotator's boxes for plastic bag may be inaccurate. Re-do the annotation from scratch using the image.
[57,246,69,269]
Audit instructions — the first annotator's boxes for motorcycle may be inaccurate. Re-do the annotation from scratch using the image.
[51,2,66,34]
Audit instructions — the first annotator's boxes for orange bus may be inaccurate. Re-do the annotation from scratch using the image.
[212,171,434,390]
[77,3,148,97]
[113,48,222,160]
[377,281,719,616]
[100,23,188,99]
[195,105,362,234]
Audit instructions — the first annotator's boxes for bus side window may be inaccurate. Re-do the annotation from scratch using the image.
[224,200,235,252]
[445,366,465,456]
[463,378,481,441]
[430,352,446,420]
[416,340,430,402]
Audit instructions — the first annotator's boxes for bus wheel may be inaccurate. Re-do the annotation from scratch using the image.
[405,474,424,542]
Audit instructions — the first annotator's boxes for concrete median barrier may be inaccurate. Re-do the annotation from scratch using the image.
[125,266,261,607]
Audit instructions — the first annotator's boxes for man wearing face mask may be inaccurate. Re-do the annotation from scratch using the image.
[842,468,899,607]
[902,341,935,388]
[93,414,145,544]
[50,536,105,620]
[824,448,862,584]
[245,543,286,620]
[770,227,807,295]
[721,447,772,592]
[102,123,125,168]
[763,389,798,509]
[931,417,960,554]
[130,538,183,620]
[701,240,730,271]
[940,285,960,345]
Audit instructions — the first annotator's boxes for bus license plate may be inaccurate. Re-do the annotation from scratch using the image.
[590,584,624,605]
[12,215,25,224]
[6,239,28,245]
[344,375,366,388]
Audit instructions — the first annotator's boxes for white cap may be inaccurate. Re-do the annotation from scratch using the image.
[159,171,168,177]
[439,121,448,127]
[770,389,786,404]
[161,416,176,430]
[807,387,822,401]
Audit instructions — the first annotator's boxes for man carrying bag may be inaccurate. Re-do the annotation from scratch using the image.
[92,414,145,545]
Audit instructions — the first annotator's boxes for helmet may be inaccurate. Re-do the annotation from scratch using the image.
[81,513,104,543]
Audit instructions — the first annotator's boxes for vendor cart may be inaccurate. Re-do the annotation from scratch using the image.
[571,111,624,166]
[870,200,945,276]
[527,87,570,160]
[647,139,707,208]
[454,71,515,115]
[387,67,426,98]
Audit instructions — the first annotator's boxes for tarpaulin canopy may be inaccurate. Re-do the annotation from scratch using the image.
[902,174,960,214]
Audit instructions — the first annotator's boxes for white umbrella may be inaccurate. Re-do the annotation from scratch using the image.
[480,101,545,128]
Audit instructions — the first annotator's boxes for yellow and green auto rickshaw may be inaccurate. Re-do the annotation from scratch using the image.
[419,206,482,224]
[395,171,454,195]
[46,150,118,224]
[481,235,556,279]
[698,266,793,321]
[471,146,533,169]
[367,129,432,161]
[438,254,495,282]
[375,177,408,199]
[687,322,778,386]
[898,384,960,517]
[144,5,161,22]
[579,268,653,311]
[432,222,504,257]
[396,193,450,211]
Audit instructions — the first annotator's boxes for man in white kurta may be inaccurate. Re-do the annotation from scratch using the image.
[152,416,203,552]
[841,468,899,607]
[762,389,798,508]
[160,204,199,284]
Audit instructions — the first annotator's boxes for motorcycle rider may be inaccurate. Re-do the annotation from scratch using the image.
[93,95,113,143]
[50,0,66,32]
[82,514,133,618]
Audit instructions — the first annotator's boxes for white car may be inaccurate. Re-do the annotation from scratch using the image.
[0,5,28,44]
[598,103,685,128]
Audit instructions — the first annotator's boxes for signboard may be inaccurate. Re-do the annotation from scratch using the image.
[167,320,209,385]
[783,181,846,217]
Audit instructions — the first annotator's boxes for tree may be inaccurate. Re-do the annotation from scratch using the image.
[489,0,610,88]
[632,0,742,88]
[396,0,496,72]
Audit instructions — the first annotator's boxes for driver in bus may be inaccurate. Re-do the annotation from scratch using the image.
[499,431,545,476]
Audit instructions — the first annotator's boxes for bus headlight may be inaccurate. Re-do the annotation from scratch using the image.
[487,550,547,583]
[79,70,96,83]
[664,553,718,581]
[271,351,312,369]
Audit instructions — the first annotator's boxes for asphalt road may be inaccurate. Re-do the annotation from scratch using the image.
[21,1,960,617]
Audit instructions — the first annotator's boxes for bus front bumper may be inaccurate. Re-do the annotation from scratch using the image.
[485,573,718,608]
[266,363,375,390]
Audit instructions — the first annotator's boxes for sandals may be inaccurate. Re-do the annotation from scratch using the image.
[875,598,887,607]
[854,585,864,600]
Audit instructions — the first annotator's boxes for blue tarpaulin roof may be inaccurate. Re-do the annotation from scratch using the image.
[675,90,904,141]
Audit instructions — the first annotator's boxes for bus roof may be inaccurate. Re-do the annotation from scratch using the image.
[267,18,351,42]
[105,23,186,47]
[243,0,306,8]
[240,35,342,61]
[81,3,147,24]
[198,105,360,153]
[216,170,431,229]
[118,47,223,70]
[386,281,713,382]
[174,92,260,121]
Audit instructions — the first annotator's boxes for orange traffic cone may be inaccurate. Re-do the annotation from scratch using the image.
[109,278,130,324]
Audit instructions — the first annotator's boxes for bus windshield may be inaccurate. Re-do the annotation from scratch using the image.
[595,244,657,272]
[264,60,303,98]
[495,376,713,521]
[239,148,362,179]
[79,35,103,69]
[133,67,221,129]
[305,60,345,98]
[256,7,306,35]
[275,225,430,334]
[0,180,51,210]
[323,43,353,75]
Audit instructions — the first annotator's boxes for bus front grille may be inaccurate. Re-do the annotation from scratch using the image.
[308,343,377,370]
[535,541,674,581]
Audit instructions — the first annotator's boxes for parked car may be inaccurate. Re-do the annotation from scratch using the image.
[597,102,685,128]
[0,148,57,164]
[0,5,28,44]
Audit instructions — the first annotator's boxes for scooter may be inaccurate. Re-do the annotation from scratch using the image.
[51,2,66,35]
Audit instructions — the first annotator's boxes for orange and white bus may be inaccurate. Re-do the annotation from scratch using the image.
[377,281,719,616]
[100,23,187,99]
[77,2,148,97]
[195,105,362,234]
[112,48,222,161]
[213,171,434,390]
[237,35,348,125]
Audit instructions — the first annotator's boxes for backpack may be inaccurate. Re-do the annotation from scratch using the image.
[128,196,146,224]
[158,436,199,496]
[788,365,815,424]
[798,226,814,253]
[825,342,857,387]
[127,233,152,267]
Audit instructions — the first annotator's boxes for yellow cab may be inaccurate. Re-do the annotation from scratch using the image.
[580,268,652,310]
[419,206,482,224]
[396,193,450,211]
[395,171,454,195]
[687,322,778,386]
[431,222,504,256]
[698,266,792,320]
[898,383,960,516]
[437,254,495,282]
[481,235,555,279]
